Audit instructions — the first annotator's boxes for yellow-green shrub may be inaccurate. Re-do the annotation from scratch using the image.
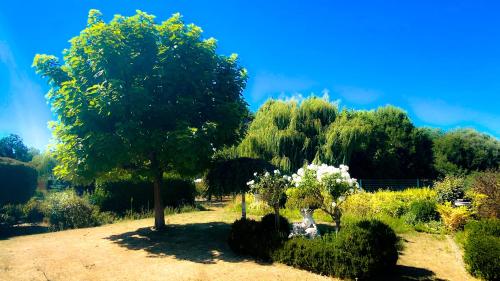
[342,188,437,218]
[437,202,471,231]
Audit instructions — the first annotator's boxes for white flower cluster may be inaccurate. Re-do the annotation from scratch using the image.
[247,169,291,188]
[292,163,358,188]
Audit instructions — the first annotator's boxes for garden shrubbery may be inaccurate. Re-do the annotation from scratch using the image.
[0,157,38,205]
[92,177,195,214]
[463,219,500,281]
[43,190,112,230]
[404,199,439,225]
[228,214,290,260]
[272,219,399,280]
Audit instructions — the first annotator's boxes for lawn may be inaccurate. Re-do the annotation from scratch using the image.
[0,204,477,281]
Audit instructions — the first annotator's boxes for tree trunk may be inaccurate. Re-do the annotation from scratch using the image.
[333,206,341,233]
[274,205,280,231]
[153,171,165,230]
[241,192,246,219]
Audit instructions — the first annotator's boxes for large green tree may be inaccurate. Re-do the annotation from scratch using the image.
[33,10,249,229]
[0,134,31,162]
[434,129,500,176]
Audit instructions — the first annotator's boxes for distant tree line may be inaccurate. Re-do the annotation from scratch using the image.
[234,97,499,179]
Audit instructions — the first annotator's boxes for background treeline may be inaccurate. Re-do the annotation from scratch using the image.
[233,97,499,179]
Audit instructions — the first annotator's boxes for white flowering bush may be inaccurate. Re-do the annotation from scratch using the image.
[247,169,290,229]
[286,163,360,231]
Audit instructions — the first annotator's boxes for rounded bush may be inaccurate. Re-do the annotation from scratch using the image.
[272,219,399,280]
[463,219,500,281]
[0,157,37,205]
[228,214,290,260]
[22,198,44,223]
[44,190,101,230]
[405,199,439,225]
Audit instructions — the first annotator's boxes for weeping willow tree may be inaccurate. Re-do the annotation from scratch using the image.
[238,97,337,172]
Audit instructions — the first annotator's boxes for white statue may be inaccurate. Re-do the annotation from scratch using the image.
[289,208,320,239]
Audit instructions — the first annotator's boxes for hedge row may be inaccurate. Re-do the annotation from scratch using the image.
[0,157,37,205]
[91,178,195,214]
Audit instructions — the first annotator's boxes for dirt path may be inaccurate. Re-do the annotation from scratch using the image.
[0,208,477,281]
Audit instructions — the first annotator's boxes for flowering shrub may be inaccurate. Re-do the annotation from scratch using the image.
[285,163,360,231]
[247,169,290,230]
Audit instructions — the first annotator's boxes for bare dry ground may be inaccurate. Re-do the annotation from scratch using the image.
[0,207,477,281]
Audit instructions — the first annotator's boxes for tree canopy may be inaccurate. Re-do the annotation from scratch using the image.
[33,10,249,229]
[0,134,32,162]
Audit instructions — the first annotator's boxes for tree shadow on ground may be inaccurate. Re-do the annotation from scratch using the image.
[388,265,447,281]
[0,224,49,240]
[105,221,261,264]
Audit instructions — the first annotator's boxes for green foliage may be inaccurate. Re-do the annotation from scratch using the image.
[0,204,24,225]
[22,198,45,223]
[238,97,336,172]
[272,220,399,280]
[404,199,439,225]
[91,177,195,214]
[434,176,467,203]
[205,157,275,197]
[43,190,102,230]
[0,134,31,162]
[227,214,290,260]
[434,129,500,176]
[469,170,499,219]
[30,151,57,180]
[463,219,500,280]
[0,157,38,205]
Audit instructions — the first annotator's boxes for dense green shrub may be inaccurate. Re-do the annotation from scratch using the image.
[0,157,38,205]
[0,204,23,225]
[43,190,102,230]
[92,177,195,214]
[22,198,44,223]
[463,219,500,280]
[434,176,466,203]
[272,220,399,280]
[404,199,439,225]
[227,214,290,260]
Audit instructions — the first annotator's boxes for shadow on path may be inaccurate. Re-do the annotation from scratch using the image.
[105,221,253,264]
[388,265,447,281]
[0,224,49,240]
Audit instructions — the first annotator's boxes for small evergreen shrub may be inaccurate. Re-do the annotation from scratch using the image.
[404,199,439,225]
[0,157,38,205]
[43,190,102,230]
[228,214,290,260]
[272,219,399,280]
[22,198,44,223]
[463,219,500,281]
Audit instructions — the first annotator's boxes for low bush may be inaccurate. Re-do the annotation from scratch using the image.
[272,219,399,280]
[43,190,102,230]
[22,198,44,223]
[463,219,500,281]
[434,176,466,204]
[0,204,23,225]
[92,177,196,214]
[404,199,439,225]
[0,157,37,205]
[437,202,471,231]
[228,214,290,260]
[342,188,437,218]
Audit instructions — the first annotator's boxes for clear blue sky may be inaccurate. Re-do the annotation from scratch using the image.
[1,0,499,149]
